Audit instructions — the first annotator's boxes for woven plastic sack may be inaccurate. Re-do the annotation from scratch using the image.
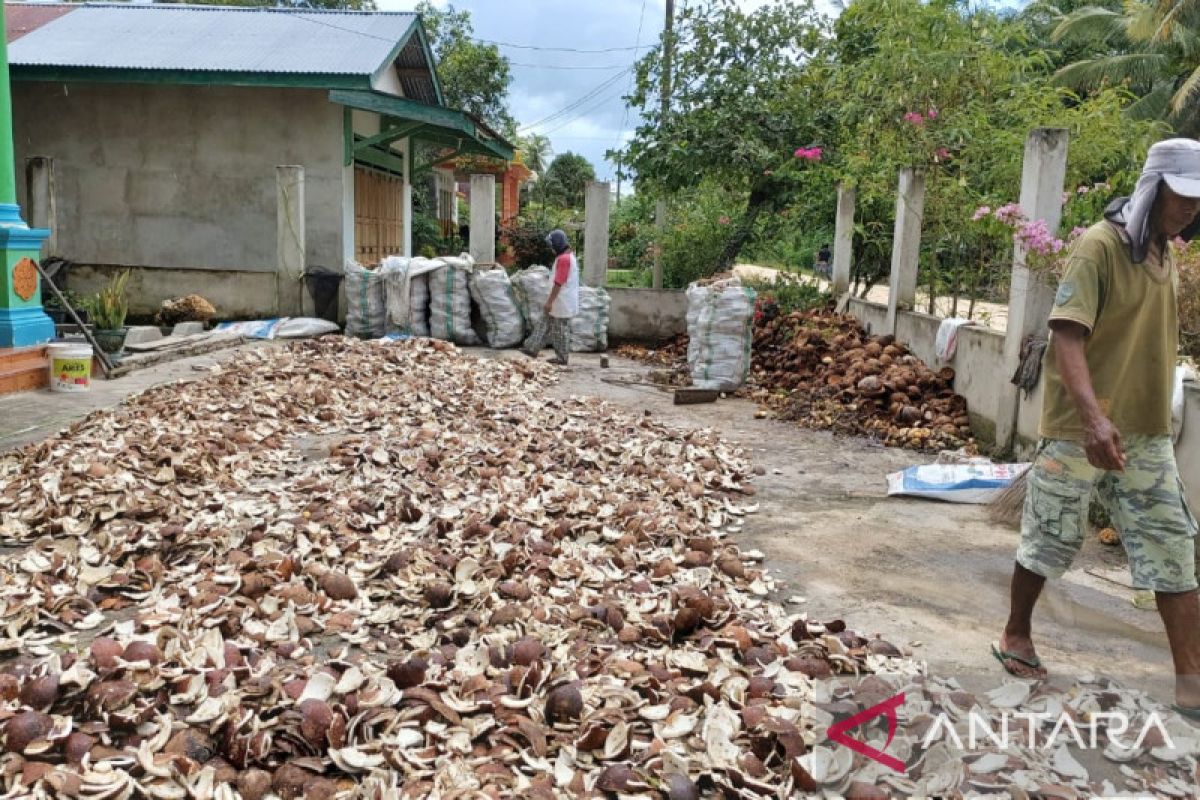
[469,268,525,348]
[409,273,431,337]
[686,278,757,391]
[571,286,610,352]
[344,259,387,339]
[383,256,442,337]
[512,265,553,347]
[428,254,481,345]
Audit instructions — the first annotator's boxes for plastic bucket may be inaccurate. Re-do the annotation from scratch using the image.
[47,343,93,393]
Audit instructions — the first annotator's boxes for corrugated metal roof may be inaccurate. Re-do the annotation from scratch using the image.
[7,3,418,76]
[7,4,76,45]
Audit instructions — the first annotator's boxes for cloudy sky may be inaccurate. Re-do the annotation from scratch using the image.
[374,0,777,184]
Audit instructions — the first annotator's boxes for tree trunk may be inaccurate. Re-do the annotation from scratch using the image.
[715,188,772,273]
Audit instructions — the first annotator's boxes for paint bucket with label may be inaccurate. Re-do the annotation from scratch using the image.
[47,343,93,392]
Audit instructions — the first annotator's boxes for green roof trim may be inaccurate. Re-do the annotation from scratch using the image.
[11,65,371,90]
[330,89,513,162]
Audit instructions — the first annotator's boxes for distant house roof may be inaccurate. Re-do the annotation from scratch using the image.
[6,4,74,43]
[5,2,443,103]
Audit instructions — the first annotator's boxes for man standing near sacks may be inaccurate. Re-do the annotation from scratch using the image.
[996,139,1200,718]
[522,229,579,365]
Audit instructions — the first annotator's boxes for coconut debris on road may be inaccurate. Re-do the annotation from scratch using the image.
[0,339,1195,799]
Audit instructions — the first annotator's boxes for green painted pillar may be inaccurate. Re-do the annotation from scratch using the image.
[0,3,54,349]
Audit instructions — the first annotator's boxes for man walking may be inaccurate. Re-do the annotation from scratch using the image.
[996,139,1200,717]
[522,229,578,365]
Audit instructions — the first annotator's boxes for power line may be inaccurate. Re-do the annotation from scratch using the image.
[613,0,651,156]
[518,68,633,133]
[508,62,631,71]
[473,38,654,54]
[539,81,632,137]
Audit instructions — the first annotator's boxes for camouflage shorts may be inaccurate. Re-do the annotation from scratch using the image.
[1017,436,1199,593]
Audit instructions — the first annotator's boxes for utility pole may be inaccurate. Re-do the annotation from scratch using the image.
[653,0,674,290]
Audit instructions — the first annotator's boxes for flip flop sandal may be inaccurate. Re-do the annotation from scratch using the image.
[1171,704,1200,722]
[991,643,1045,678]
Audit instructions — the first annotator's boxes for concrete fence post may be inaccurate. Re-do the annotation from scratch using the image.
[653,199,666,289]
[276,165,305,317]
[25,157,56,257]
[994,127,1070,453]
[832,182,855,297]
[584,181,611,287]
[885,168,925,334]
[469,174,496,265]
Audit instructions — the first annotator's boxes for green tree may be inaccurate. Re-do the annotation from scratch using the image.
[416,2,515,136]
[623,0,828,271]
[518,133,553,175]
[1051,0,1200,135]
[541,153,597,209]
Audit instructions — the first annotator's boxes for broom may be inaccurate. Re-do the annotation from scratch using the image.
[987,466,1030,527]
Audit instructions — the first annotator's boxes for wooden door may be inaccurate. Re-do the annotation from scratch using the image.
[354,165,404,265]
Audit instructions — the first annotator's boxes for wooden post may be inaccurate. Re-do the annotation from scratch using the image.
[832,182,855,297]
[26,157,56,257]
[994,128,1069,452]
[276,165,305,317]
[584,181,611,287]
[885,169,925,334]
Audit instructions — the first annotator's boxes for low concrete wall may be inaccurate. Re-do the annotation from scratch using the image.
[1178,385,1200,506]
[608,288,688,342]
[70,264,276,320]
[843,297,1199,505]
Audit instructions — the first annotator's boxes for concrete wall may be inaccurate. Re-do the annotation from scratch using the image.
[608,288,688,342]
[69,264,275,320]
[12,82,347,316]
[844,296,1200,505]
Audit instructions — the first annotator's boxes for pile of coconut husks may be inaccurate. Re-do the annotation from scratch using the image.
[0,338,1196,799]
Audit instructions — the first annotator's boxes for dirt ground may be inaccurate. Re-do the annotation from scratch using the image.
[0,341,1176,709]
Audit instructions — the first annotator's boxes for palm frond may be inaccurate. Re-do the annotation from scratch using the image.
[1171,62,1200,111]
[1126,79,1176,118]
[1053,51,1171,91]
[1052,6,1129,43]
[1124,0,1161,42]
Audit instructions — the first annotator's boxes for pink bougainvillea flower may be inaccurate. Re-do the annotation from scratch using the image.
[903,111,926,126]
[994,203,1025,225]
[935,147,950,161]
[927,108,938,119]
[793,147,823,162]
[718,215,731,225]
[972,206,992,221]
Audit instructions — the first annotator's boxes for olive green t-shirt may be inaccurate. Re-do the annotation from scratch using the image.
[1040,221,1178,440]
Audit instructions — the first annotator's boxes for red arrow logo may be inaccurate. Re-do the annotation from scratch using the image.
[826,692,907,773]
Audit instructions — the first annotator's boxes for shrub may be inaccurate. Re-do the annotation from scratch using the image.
[743,272,829,316]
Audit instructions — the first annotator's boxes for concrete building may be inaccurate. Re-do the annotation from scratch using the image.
[5,2,512,318]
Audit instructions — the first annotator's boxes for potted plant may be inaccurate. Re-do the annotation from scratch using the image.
[44,288,90,326]
[91,270,130,355]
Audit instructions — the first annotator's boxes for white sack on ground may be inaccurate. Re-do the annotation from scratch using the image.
[383,256,442,337]
[571,286,611,352]
[428,253,481,345]
[686,278,756,390]
[344,260,388,339]
[886,463,1030,504]
[512,265,554,348]
[469,268,525,348]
